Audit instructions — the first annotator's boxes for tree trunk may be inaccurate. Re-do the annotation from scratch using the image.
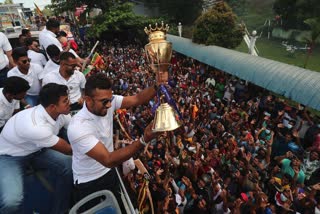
[303,42,314,69]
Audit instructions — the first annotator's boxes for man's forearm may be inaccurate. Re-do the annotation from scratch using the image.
[135,86,157,105]
[6,51,15,68]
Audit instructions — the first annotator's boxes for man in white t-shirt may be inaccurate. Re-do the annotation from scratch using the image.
[43,44,61,77]
[8,47,44,106]
[0,32,15,88]
[68,73,161,211]
[25,38,47,67]
[43,52,86,111]
[0,76,30,132]
[39,19,62,52]
[0,83,73,213]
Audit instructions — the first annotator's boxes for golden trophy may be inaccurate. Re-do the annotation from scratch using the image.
[144,22,182,132]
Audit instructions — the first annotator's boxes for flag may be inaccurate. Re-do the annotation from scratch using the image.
[91,52,105,69]
[34,3,43,16]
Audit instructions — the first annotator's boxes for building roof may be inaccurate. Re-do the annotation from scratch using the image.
[167,34,320,110]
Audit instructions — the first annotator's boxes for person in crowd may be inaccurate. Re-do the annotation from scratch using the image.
[0,32,15,88]
[39,18,62,52]
[18,28,32,46]
[0,83,73,214]
[275,151,305,185]
[43,44,61,76]
[0,77,30,132]
[67,72,161,211]
[42,52,85,111]
[57,30,78,53]
[8,47,44,106]
[25,38,47,67]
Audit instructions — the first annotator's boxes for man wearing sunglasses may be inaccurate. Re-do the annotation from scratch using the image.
[25,38,47,67]
[68,72,163,211]
[42,52,86,111]
[7,47,44,107]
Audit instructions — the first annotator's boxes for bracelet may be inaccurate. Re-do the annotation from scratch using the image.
[139,136,148,147]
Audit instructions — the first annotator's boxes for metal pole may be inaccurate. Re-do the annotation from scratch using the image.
[115,167,136,214]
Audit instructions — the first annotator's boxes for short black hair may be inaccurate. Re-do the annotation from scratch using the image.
[3,77,30,95]
[85,73,112,97]
[58,30,67,37]
[46,44,61,59]
[22,28,30,35]
[39,83,68,107]
[46,19,60,30]
[25,38,37,47]
[12,47,28,61]
[59,51,75,61]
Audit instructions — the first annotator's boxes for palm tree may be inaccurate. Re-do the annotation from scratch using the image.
[303,17,320,68]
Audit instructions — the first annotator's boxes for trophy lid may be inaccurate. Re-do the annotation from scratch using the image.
[144,21,170,42]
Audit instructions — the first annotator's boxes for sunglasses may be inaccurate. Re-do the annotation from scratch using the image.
[95,96,114,106]
[21,58,31,64]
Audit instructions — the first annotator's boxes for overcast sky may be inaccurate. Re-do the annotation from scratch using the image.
[0,0,51,9]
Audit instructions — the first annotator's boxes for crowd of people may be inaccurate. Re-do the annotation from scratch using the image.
[0,17,319,214]
[95,43,320,214]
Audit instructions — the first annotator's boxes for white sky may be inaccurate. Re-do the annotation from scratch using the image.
[0,0,51,9]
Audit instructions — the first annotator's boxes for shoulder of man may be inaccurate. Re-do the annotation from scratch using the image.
[13,109,56,141]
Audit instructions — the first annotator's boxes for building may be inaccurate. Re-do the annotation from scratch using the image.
[0,3,32,29]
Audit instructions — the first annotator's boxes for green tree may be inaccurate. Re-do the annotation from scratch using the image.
[192,2,244,48]
[303,17,320,68]
[273,0,320,29]
[4,0,13,4]
[88,3,161,42]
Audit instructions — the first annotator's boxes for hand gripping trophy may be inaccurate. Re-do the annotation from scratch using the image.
[144,22,182,132]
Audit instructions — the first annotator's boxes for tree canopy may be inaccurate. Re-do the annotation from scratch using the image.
[273,0,320,29]
[192,2,244,48]
[88,3,162,42]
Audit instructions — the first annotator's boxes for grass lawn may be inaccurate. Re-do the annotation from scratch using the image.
[235,37,320,72]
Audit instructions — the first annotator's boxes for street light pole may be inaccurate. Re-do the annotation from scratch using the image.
[178,22,182,37]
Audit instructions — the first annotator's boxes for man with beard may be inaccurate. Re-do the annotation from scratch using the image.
[67,72,162,211]
[42,52,86,111]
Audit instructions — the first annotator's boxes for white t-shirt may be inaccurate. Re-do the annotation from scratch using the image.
[7,63,44,96]
[0,105,71,156]
[0,32,12,70]
[42,70,86,104]
[43,59,60,77]
[205,77,216,87]
[27,50,47,67]
[39,28,63,52]
[0,88,20,128]
[68,96,123,184]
